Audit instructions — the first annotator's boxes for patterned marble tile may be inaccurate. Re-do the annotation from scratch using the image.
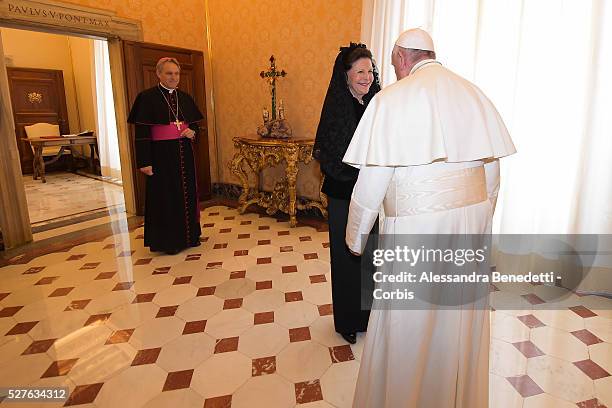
[294,379,323,404]
[276,341,332,383]
[94,364,166,407]
[320,360,360,407]
[231,374,295,408]
[527,355,595,402]
[0,205,610,407]
[191,352,251,398]
[530,326,589,362]
[142,388,204,408]
[238,323,289,358]
[23,172,125,224]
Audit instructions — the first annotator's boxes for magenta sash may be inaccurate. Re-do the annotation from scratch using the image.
[151,123,189,141]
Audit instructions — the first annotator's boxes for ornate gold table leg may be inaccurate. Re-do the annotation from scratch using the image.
[285,145,299,227]
[319,174,328,219]
[228,151,250,213]
[294,147,328,219]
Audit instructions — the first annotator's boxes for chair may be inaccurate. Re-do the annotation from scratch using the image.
[24,123,66,157]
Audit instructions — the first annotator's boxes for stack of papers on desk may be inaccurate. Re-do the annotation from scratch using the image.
[61,130,95,137]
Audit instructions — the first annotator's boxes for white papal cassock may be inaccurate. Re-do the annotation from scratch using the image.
[343,59,516,408]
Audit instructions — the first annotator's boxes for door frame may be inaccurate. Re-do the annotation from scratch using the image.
[123,41,212,215]
[0,1,142,248]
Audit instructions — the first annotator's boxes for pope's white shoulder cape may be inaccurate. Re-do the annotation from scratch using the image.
[343,61,516,167]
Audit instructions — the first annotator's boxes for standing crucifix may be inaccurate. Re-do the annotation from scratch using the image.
[260,55,287,121]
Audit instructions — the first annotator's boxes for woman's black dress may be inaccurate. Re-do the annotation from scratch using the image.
[313,44,381,334]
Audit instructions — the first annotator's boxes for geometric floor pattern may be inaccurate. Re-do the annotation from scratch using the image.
[0,205,610,407]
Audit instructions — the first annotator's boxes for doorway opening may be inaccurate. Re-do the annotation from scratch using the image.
[1,27,125,240]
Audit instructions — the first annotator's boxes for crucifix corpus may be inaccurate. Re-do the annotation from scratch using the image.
[260,55,287,121]
[258,55,292,139]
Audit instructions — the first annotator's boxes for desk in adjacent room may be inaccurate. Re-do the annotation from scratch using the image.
[22,135,99,183]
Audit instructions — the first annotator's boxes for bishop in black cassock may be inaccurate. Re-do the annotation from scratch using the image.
[127,57,204,254]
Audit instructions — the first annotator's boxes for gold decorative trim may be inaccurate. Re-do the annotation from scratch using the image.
[229,137,327,227]
[0,4,140,248]
[27,91,42,104]
[0,0,142,41]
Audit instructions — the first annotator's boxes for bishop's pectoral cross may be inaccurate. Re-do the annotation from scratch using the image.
[174,119,183,130]
[260,55,287,120]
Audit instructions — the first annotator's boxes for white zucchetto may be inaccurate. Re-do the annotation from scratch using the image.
[395,28,435,52]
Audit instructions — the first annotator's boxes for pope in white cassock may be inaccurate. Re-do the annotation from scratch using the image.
[343,29,516,407]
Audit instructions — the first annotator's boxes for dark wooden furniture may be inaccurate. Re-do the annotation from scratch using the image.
[6,67,70,174]
[22,135,99,183]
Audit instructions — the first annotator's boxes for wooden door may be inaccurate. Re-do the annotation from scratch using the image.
[6,67,70,174]
[123,41,211,216]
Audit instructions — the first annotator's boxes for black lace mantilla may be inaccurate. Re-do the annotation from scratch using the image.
[313,43,381,182]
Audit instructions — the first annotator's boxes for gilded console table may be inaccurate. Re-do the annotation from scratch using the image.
[229,136,327,227]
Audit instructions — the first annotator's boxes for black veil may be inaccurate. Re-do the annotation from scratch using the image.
[313,43,381,181]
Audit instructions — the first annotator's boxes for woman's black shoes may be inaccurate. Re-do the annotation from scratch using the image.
[341,332,357,344]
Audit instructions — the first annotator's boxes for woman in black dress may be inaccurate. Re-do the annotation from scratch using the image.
[313,43,381,344]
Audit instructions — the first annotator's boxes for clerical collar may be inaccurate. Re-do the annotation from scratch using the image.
[159,83,176,94]
[409,59,442,76]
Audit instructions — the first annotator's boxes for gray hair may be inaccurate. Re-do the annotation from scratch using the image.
[156,57,181,74]
[397,47,436,61]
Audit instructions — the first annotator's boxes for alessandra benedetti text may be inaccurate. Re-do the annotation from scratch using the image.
[373,271,556,284]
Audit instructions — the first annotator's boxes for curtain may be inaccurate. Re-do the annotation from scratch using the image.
[93,40,122,183]
[361,0,612,235]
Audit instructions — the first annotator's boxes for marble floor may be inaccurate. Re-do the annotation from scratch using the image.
[0,206,610,407]
[23,172,125,225]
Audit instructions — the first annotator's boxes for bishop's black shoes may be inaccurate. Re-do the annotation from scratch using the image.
[340,332,357,344]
